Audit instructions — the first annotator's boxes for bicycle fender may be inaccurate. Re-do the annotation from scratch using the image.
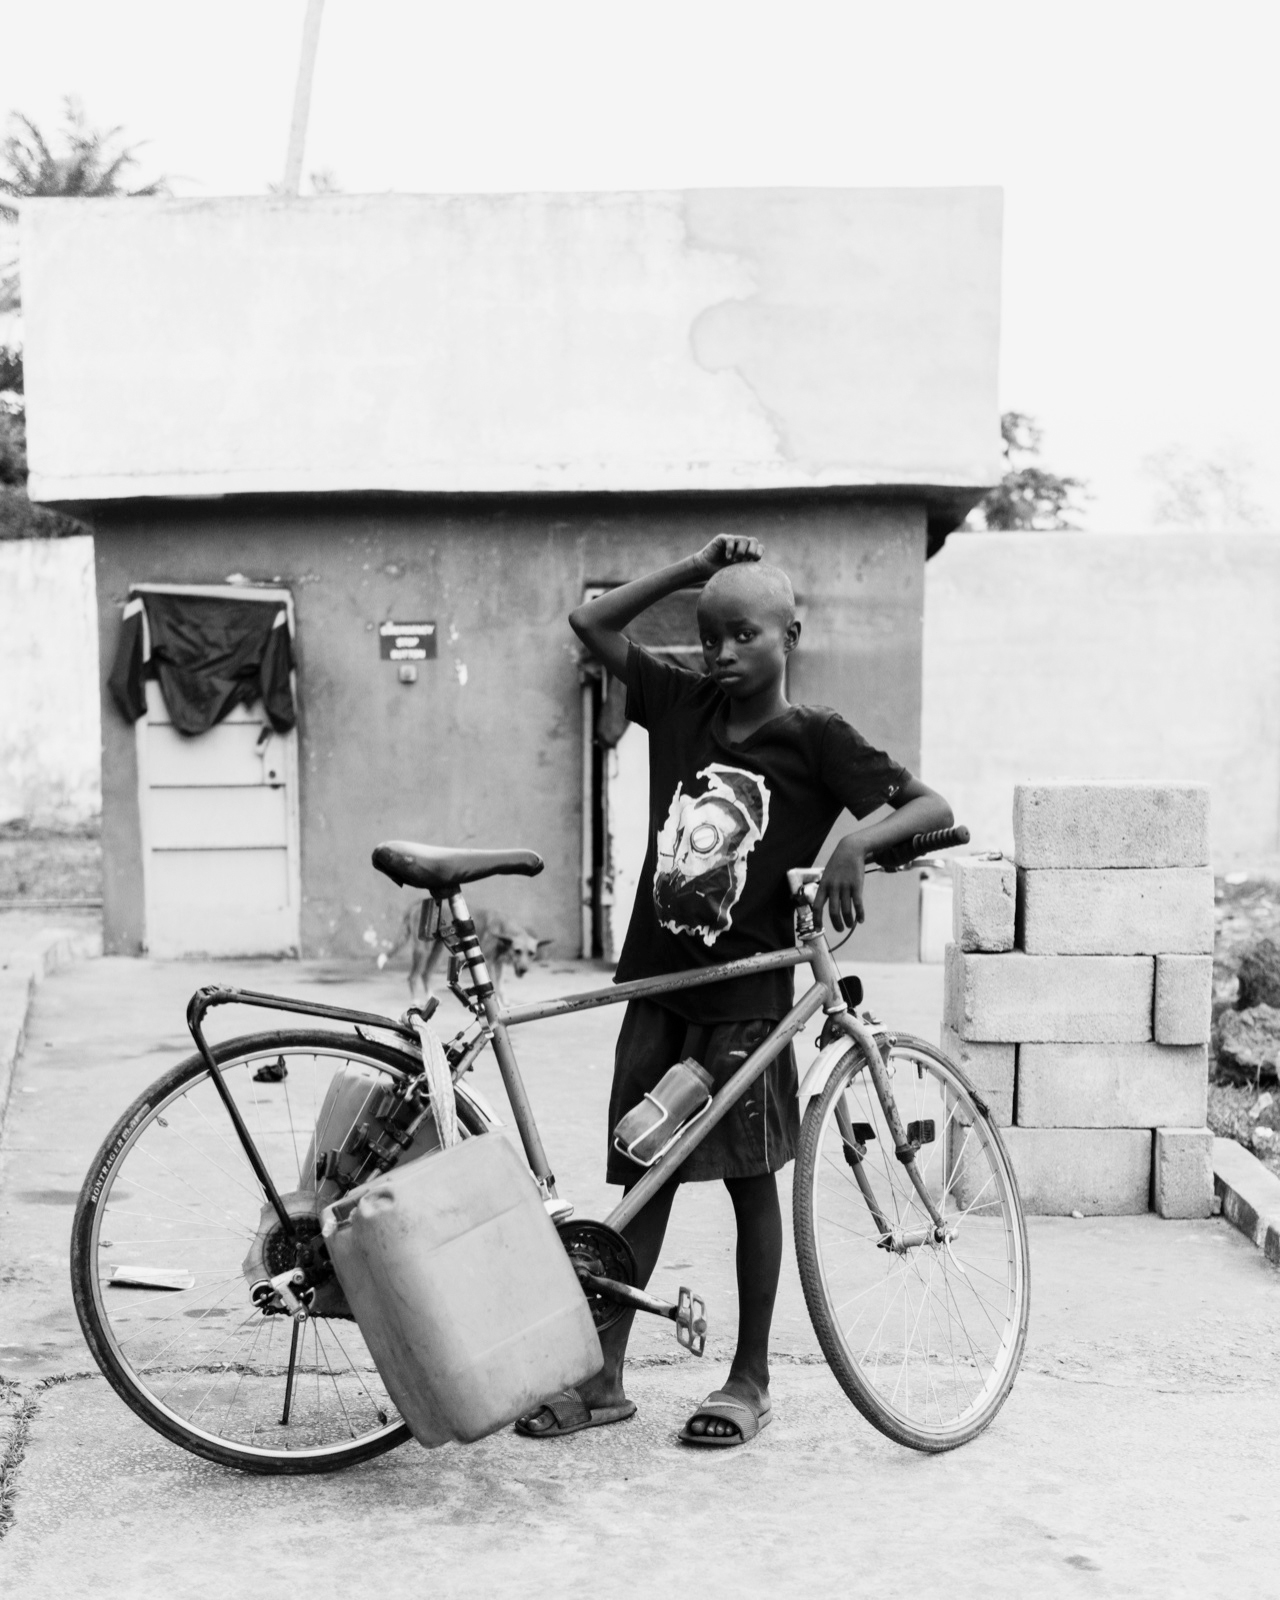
[798,1037,864,1107]
[455,1081,502,1131]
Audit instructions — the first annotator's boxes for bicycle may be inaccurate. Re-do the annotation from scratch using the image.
[70,823,1029,1474]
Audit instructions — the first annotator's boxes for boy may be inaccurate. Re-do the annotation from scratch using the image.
[518,535,953,1446]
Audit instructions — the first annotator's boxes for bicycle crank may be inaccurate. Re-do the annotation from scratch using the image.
[574,1272,708,1357]
[556,1218,707,1353]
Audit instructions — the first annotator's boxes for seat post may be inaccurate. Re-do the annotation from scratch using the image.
[446,888,491,997]
[447,888,558,1194]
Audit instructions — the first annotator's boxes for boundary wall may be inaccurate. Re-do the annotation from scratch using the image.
[923,532,1280,869]
[0,536,100,825]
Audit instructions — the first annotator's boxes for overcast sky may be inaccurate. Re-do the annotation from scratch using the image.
[2,0,1277,530]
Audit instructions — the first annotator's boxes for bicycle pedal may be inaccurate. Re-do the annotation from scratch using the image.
[906,1119,936,1146]
[675,1286,707,1357]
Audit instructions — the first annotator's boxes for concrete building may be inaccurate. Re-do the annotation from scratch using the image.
[21,188,1002,961]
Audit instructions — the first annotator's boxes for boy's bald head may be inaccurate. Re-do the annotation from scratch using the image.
[698,561,796,627]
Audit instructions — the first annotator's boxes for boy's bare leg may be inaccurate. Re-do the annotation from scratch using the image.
[573,1175,679,1410]
[685,1172,782,1438]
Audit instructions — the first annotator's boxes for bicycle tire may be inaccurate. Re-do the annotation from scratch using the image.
[71,1028,491,1475]
[794,1032,1030,1452]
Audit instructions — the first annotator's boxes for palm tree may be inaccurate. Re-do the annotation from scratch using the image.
[0,98,166,313]
[0,99,161,533]
[0,96,166,219]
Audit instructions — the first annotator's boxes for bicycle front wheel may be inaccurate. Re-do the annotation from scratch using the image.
[71,1029,491,1474]
[794,1033,1029,1452]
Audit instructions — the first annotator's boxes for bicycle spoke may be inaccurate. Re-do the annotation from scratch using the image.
[73,1035,436,1468]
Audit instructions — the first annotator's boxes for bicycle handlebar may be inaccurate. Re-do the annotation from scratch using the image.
[871,824,971,871]
[785,825,971,900]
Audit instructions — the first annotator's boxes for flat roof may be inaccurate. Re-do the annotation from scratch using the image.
[21,187,1002,503]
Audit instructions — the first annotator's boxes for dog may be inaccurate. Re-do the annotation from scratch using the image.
[378,900,550,1006]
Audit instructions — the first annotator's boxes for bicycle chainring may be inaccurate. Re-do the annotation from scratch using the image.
[556,1219,638,1332]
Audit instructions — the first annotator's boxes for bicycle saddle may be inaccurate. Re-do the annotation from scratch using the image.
[372,841,545,894]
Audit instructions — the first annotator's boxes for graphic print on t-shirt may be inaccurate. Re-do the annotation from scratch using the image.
[653,763,771,946]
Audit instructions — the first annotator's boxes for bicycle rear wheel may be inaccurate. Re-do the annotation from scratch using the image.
[794,1033,1029,1452]
[71,1029,491,1474]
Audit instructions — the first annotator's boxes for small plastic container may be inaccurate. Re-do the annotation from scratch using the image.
[322,1133,602,1448]
[613,1058,715,1167]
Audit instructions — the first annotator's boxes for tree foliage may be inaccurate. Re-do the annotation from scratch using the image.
[968,412,1087,531]
[1144,447,1270,532]
[0,98,167,315]
[0,100,161,536]
[0,97,166,221]
[0,346,27,491]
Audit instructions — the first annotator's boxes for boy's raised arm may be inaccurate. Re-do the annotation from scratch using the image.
[568,535,763,679]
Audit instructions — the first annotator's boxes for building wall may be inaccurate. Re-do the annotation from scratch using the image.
[922,531,1280,867]
[0,535,100,826]
[23,188,1002,502]
[94,494,928,960]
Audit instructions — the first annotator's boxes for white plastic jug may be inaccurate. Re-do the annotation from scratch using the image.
[322,1134,602,1447]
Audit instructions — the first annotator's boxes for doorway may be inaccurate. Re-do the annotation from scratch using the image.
[132,584,301,957]
[580,585,703,961]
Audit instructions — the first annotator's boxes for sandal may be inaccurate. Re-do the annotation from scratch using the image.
[678,1389,772,1448]
[514,1388,637,1439]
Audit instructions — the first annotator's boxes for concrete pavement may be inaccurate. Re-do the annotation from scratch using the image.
[2,949,1278,1599]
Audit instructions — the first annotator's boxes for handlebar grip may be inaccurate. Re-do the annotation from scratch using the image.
[871,825,971,872]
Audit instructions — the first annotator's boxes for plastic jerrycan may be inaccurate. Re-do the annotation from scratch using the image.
[322,1133,603,1447]
[301,1062,443,1208]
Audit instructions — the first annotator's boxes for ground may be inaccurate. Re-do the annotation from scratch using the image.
[0,820,101,904]
[0,944,1277,1599]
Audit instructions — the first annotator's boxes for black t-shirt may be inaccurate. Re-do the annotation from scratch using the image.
[615,643,912,1022]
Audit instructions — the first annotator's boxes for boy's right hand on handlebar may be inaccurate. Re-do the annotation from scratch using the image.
[813,837,867,935]
[691,534,764,575]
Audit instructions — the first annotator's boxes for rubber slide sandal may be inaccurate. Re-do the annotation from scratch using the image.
[678,1389,773,1448]
[514,1389,637,1439]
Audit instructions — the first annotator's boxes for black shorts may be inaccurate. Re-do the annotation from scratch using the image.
[605,998,799,1185]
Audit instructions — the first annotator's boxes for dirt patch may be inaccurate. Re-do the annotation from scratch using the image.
[1211,874,1280,1178]
[1214,873,1280,1004]
[0,819,102,903]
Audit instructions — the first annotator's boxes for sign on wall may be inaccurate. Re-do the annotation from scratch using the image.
[379,621,437,662]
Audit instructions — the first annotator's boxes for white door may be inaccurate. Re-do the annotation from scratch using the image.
[604,720,650,962]
[135,592,301,958]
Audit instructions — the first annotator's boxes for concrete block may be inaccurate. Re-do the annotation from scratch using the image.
[1213,1137,1280,1265]
[1001,1127,1152,1215]
[1017,867,1214,956]
[1016,1042,1207,1128]
[1153,1127,1213,1219]
[945,946,1153,1042]
[939,1025,1014,1124]
[1013,781,1210,870]
[949,856,1015,952]
[1154,954,1212,1044]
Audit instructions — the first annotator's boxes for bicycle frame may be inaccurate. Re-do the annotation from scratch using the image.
[186,877,949,1247]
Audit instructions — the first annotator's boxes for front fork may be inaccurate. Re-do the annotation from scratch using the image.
[804,928,950,1241]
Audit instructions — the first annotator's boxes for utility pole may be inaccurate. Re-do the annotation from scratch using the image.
[281,0,326,196]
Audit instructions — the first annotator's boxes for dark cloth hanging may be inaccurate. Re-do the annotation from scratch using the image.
[107,601,148,724]
[108,592,296,736]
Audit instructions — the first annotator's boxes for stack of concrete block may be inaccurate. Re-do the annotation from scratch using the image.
[943,782,1214,1218]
